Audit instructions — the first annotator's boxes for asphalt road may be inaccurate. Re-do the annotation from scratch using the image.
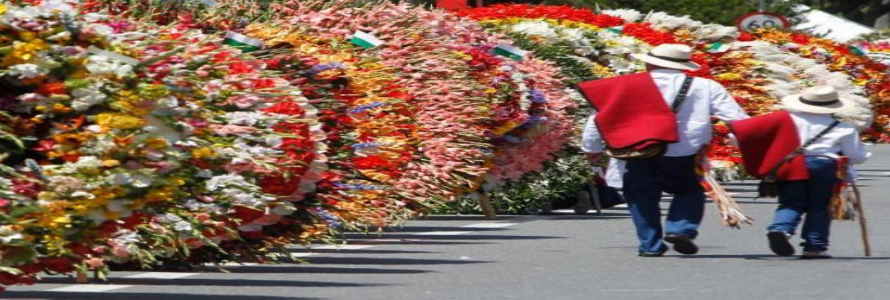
[5,145,890,300]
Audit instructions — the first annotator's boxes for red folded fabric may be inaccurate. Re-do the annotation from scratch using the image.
[576,72,679,149]
[730,110,810,180]
[436,0,470,10]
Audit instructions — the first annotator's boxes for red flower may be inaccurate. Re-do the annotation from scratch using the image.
[37,82,66,96]
[252,78,276,89]
[228,61,254,75]
[233,206,264,223]
[32,139,54,152]
[212,51,232,63]
[39,257,75,273]
[790,33,810,45]
[738,32,754,42]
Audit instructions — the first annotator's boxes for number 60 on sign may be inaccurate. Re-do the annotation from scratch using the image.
[735,12,790,33]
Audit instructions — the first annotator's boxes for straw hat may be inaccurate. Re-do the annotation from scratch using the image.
[782,86,855,115]
[631,44,701,71]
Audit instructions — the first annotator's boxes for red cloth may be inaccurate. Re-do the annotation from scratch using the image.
[436,0,470,10]
[576,72,679,149]
[729,110,810,180]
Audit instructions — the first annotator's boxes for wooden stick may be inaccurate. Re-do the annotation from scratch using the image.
[852,184,871,257]
[479,193,496,219]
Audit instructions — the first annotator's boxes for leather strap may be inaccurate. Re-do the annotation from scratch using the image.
[670,76,694,113]
[763,119,841,181]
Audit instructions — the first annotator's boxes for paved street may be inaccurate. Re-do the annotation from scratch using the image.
[5,145,890,300]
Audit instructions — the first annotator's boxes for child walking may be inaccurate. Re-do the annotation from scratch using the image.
[730,86,869,258]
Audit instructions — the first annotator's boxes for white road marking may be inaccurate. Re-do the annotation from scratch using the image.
[49,284,131,292]
[462,222,517,229]
[601,288,678,292]
[213,262,260,266]
[308,244,375,250]
[124,272,199,279]
[409,231,472,236]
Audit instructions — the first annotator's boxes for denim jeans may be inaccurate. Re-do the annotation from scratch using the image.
[623,155,705,253]
[767,156,838,252]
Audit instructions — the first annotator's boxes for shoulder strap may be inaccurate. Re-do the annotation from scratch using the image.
[764,119,841,179]
[670,76,694,113]
[801,120,841,149]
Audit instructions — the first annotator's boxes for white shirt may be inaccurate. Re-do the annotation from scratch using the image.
[581,69,749,157]
[790,111,870,164]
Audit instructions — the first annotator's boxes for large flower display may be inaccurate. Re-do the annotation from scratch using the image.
[0,1,333,288]
[3,0,890,291]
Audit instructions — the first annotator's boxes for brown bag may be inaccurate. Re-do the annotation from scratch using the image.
[606,76,694,160]
[757,120,839,198]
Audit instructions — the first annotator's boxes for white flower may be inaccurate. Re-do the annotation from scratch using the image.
[85,55,135,78]
[603,9,643,22]
[74,156,102,170]
[272,202,297,216]
[71,86,108,111]
[512,21,558,40]
[0,226,24,244]
[7,64,47,79]
[70,191,95,199]
[173,221,193,232]
[206,174,251,191]
[85,23,114,37]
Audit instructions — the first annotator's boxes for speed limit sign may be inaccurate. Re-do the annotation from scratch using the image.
[736,12,790,33]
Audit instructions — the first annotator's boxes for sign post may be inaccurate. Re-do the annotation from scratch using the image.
[735,11,790,33]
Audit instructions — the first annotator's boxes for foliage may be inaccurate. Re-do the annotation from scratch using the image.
[433,148,596,215]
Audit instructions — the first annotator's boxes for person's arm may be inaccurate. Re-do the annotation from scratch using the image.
[581,114,604,160]
[841,129,870,165]
[709,81,749,121]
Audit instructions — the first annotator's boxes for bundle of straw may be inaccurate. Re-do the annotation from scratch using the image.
[696,153,754,228]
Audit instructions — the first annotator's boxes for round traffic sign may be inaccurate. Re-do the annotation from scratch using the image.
[736,12,790,33]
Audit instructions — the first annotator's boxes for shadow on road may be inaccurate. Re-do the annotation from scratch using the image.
[376,226,510,233]
[676,254,890,261]
[203,265,435,274]
[36,277,390,288]
[342,233,564,241]
[289,249,441,255]
[302,256,492,265]
[0,292,323,300]
[417,215,520,221]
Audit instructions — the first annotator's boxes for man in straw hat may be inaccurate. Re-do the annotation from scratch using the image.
[731,86,869,259]
[577,44,749,256]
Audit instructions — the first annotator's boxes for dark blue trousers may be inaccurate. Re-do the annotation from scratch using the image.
[768,156,838,252]
[623,155,705,253]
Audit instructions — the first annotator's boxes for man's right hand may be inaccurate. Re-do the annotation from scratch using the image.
[586,152,603,163]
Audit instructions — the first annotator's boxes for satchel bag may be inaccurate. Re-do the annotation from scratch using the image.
[758,120,840,198]
[606,76,694,160]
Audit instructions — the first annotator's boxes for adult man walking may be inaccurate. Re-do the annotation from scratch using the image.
[578,44,749,256]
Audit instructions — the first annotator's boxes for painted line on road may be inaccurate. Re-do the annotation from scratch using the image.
[309,244,376,250]
[409,231,472,236]
[462,222,517,229]
[49,284,131,292]
[601,288,678,293]
[124,272,199,279]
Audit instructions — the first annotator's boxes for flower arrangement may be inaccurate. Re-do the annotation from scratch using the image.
[0,0,332,288]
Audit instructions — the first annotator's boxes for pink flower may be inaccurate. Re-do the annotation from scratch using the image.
[209,124,257,136]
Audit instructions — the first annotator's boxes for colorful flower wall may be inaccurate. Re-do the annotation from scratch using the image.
[1,0,889,290]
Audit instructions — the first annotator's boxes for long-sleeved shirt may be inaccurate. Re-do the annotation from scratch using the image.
[790,111,870,164]
[581,69,749,157]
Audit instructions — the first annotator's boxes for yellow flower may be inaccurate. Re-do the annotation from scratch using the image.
[191,147,215,159]
[95,113,145,130]
[144,138,169,150]
[102,159,121,167]
[715,73,743,81]
[0,4,6,15]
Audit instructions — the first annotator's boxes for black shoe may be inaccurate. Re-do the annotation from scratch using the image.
[638,247,668,257]
[767,231,795,256]
[664,234,698,255]
[800,251,832,259]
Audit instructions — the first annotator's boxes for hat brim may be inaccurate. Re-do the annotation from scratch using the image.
[631,53,700,71]
[780,94,855,115]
